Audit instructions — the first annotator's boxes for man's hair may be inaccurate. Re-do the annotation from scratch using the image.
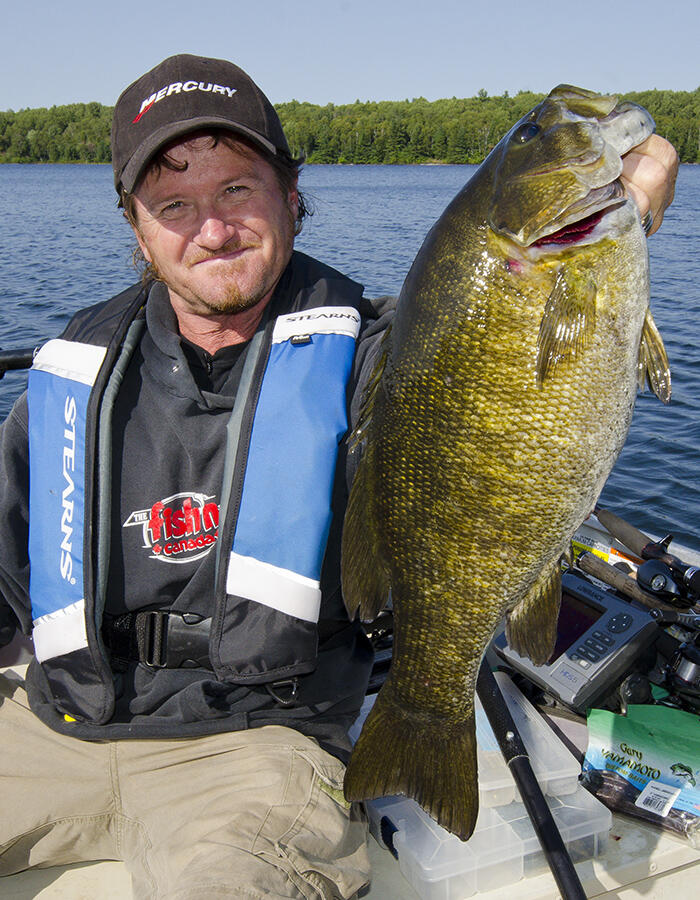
[120,130,310,280]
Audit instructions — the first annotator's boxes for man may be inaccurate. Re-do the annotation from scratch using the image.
[0,54,679,899]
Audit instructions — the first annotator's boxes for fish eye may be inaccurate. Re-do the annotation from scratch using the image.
[513,122,541,143]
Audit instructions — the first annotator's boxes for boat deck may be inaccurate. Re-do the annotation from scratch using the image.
[2,813,699,899]
[3,645,699,898]
[3,515,700,897]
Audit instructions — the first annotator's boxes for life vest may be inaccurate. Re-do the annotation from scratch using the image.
[26,255,364,723]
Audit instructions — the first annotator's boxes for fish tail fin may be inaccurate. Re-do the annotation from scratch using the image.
[341,456,390,621]
[344,685,479,841]
[506,561,561,666]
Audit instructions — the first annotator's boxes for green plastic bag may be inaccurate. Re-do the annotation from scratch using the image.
[581,704,700,846]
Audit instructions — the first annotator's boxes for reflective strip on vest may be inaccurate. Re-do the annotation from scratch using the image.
[226,306,361,623]
[28,339,106,662]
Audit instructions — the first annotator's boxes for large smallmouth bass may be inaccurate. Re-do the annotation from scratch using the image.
[341,85,671,841]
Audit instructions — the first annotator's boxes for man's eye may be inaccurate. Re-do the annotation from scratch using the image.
[162,200,183,213]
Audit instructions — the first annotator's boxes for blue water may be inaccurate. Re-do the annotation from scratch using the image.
[1,162,699,551]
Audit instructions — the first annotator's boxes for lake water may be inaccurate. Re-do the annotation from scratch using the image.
[1,163,699,552]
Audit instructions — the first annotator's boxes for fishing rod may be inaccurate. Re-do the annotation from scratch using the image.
[476,661,588,900]
[0,347,39,379]
[577,550,680,612]
[596,507,700,604]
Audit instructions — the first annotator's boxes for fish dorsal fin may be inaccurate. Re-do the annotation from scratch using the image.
[536,265,597,385]
[348,323,392,454]
[342,326,393,622]
[637,308,671,404]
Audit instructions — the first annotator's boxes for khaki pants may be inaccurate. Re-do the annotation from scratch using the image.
[0,672,370,899]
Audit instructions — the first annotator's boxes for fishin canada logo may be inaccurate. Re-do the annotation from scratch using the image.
[123,492,219,563]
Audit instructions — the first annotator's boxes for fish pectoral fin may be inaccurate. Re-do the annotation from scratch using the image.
[536,265,597,385]
[505,561,561,666]
[637,308,671,404]
[344,684,479,842]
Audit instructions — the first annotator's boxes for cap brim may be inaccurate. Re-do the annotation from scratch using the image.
[117,116,279,193]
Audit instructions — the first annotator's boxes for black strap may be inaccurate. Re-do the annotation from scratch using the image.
[101,610,300,707]
[102,610,212,669]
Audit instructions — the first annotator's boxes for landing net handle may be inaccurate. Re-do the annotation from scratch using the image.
[477,661,588,900]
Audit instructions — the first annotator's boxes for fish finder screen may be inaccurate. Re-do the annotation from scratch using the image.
[548,590,603,664]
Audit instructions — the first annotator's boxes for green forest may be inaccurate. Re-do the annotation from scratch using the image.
[1,89,698,166]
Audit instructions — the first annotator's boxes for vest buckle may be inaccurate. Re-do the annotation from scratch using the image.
[135,610,212,669]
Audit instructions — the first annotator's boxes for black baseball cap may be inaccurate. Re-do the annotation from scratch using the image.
[111,54,291,195]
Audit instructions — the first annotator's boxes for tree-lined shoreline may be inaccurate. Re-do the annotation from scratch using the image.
[1,89,698,165]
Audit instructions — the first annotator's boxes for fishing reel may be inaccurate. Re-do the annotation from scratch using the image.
[596,509,700,711]
[647,608,700,713]
[596,507,700,609]
[603,610,700,716]
[566,508,700,715]
[636,551,700,609]
[610,609,700,715]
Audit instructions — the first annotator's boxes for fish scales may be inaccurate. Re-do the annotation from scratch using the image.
[342,85,670,841]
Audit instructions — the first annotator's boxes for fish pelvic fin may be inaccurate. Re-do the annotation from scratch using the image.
[638,308,671,404]
[536,265,597,386]
[344,685,479,842]
[505,560,561,666]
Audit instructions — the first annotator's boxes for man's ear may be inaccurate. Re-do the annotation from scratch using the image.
[288,179,299,222]
[132,223,153,264]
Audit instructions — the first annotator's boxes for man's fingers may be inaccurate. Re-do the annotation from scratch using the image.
[620,135,679,236]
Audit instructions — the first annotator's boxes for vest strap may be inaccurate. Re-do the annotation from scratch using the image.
[102,610,212,669]
[101,611,300,707]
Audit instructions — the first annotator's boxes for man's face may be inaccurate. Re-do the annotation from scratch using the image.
[131,136,298,318]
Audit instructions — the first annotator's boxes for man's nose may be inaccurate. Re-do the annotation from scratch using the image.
[195,214,236,249]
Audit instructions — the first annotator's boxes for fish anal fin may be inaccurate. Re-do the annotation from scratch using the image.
[506,562,561,666]
[638,308,671,404]
[344,685,479,842]
[536,265,597,385]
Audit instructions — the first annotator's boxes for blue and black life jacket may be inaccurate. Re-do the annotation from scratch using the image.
[26,252,365,723]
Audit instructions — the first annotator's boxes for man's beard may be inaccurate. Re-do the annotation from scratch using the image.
[151,257,266,314]
[148,241,275,316]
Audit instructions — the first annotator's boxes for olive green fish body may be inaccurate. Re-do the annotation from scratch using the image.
[342,86,670,841]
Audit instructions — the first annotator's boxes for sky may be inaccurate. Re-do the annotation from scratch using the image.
[2,0,698,111]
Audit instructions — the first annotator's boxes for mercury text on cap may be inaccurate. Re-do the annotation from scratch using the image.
[133,82,239,123]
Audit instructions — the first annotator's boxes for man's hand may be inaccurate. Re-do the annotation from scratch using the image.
[620,134,679,236]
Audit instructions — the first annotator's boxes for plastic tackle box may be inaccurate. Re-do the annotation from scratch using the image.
[367,784,610,899]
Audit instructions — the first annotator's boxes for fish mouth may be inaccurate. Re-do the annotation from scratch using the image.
[529,180,626,248]
[531,208,607,247]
